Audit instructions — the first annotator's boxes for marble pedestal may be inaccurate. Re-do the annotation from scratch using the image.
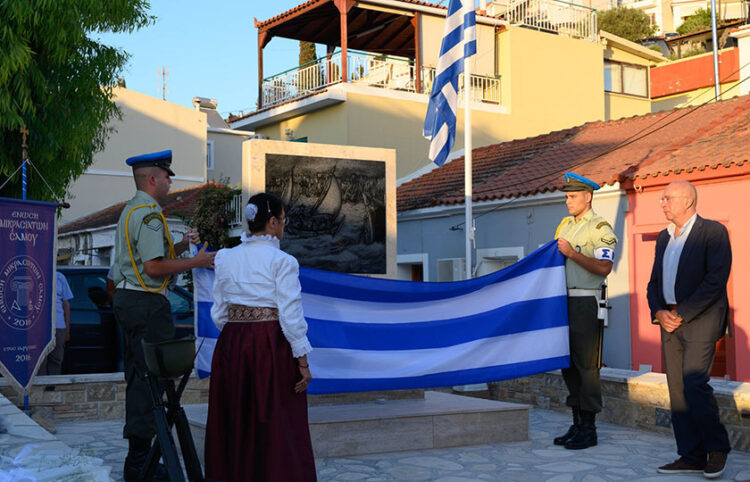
[184,390,529,461]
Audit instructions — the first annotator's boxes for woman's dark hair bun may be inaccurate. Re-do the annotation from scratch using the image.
[246,192,284,234]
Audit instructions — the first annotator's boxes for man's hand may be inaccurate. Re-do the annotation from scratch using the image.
[186,228,201,246]
[656,309,682,332]
[558,238,575,258]
[176,228,202,255]
[192,243,215,269]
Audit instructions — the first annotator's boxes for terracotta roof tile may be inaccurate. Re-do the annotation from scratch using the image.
[59,183,221,234]
[398,94,750,211]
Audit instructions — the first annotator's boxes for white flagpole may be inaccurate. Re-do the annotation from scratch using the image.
[463,0,473,280]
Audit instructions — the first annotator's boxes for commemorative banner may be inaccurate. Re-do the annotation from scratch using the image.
[0,197,57,394]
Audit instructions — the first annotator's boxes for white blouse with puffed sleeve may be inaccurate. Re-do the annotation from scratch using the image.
[210,234,312,357]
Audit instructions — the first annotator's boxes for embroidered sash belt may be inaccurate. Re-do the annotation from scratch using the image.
[227,304,279,322]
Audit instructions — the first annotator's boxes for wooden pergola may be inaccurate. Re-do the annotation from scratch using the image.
[254,0,442,107]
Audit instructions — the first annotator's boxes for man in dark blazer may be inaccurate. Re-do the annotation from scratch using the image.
[647,180,731,479]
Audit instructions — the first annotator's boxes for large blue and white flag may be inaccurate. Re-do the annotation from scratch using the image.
[194,241,569,394]
[423,0,477,167]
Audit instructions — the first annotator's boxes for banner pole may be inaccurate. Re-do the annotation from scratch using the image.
[463,4,473,280]
[20,126,30,413]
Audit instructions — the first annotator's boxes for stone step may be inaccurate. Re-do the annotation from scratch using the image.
[184,390,529,460]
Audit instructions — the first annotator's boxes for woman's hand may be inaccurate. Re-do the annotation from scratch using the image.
[295,365,312,393]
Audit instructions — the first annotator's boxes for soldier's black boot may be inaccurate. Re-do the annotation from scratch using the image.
[124,437,170,481]
[564,410,597,450]
[553,406,581,446]
[124,437,150,481]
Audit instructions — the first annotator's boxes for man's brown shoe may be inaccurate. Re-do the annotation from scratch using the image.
[703,451,728,479]
[657,458,705,474]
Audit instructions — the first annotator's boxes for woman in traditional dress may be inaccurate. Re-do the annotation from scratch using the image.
[205,192,316,481]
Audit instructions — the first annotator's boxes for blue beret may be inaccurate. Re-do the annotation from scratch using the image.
[125,150,175,176]
[563,172,599,192]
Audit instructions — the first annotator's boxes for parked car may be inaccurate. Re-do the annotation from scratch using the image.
[57,266,194,374]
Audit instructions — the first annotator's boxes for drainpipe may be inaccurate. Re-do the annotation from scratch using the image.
[710,0,721,101]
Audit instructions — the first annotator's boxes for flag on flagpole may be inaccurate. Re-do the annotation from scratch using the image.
[192,241,570,394]
[423,0,477,167]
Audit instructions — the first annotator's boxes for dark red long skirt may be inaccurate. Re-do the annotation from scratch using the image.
[205,321,317,481]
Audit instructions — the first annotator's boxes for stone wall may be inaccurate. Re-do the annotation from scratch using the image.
[0,373,209,432]
[488,367,750,451]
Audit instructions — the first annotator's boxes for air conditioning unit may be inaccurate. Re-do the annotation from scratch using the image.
[437,258,466,281]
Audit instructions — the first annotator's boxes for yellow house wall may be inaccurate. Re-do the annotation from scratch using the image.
[420,14,496,77]
[605,92,652,120]
[651,81,740,112]
[208,132,245,188]
[62,87,206,224]
[604,46,656,66]
[602,39,660,120]
[255,103,349,146]
[502,26,604,130]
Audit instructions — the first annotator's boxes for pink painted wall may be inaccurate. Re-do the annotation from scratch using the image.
[626,169,750,381]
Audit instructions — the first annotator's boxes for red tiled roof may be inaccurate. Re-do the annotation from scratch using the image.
[398,95,750,211]
[59,183,220,234]
[256,0,446,29]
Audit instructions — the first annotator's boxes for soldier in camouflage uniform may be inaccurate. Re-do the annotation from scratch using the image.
[111,150,215,480]
[553,172,618,450]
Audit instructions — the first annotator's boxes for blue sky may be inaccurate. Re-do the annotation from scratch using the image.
[96,0,321,117]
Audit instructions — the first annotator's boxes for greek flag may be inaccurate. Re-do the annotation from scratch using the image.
[423,0,477,167]
[193,241,570,394]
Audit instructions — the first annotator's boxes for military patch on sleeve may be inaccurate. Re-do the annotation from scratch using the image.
[596,221,612,230]
[601,236,617,246]
[143,213,163,231]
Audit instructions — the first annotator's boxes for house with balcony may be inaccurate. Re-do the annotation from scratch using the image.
[227,0,665,183]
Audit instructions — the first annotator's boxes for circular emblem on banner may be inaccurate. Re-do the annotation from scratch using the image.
[0,255,46,331]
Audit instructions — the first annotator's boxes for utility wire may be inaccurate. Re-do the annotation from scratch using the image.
[447,57,750,230]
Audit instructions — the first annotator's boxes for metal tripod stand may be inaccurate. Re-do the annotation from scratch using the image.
[140,337,204,482]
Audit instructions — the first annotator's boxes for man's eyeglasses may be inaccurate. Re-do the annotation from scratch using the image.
[276,216,289,226]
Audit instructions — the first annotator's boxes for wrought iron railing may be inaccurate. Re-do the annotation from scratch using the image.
[260,50,501,109]
[502,0,598,42]
[228,193,243,228]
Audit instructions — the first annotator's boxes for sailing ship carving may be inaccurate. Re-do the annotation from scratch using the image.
[282,166,346,238]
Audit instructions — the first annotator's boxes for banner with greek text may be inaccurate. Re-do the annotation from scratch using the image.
[0,198,57,394]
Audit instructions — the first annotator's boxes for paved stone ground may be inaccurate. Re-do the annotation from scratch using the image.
[51,408,750,481]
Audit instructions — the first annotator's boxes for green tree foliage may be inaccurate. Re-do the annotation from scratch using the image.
[0,1,153,202]
[298,41,323,91]
[676,8,712,35]
[185,183,240,250]
[299,41,317,66]
[598,7,657,43]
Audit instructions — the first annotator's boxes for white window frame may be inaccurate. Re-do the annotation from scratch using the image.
[397,253,429,281]
[206,140,215,171]
[604,60,648,98]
